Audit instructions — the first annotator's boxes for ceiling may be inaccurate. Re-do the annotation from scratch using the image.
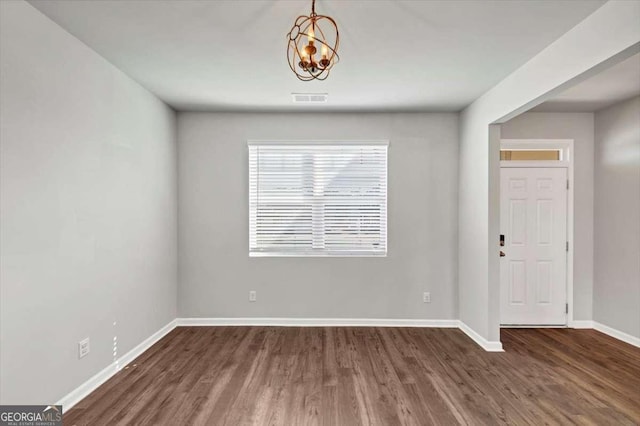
[532,53,640,112]
[29,0,606,112]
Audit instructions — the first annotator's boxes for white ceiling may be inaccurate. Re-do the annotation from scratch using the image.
[28,0,606,112]
[532,53,640,112]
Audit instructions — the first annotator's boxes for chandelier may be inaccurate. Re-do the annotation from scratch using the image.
[287,0,339,81]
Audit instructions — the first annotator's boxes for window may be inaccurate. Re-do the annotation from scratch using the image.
[249,141,388,257]
[500,149,562,161]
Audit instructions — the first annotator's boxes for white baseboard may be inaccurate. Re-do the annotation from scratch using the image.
[176,317,460,328]
[178,318,504,352]
[568,320,594,329]
[501,325,567,328]
[459,322,504,352]
[593,321,640,348]
[568,320,639,347]
[56,319,177,411]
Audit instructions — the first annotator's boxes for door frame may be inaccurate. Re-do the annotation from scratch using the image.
[499,139,575,327]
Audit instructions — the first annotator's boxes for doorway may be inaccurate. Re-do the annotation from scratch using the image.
[499,140,574,326]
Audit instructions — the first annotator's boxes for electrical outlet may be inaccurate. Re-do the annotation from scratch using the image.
[249,291,257,302]
[78,338,90,359]
[423,292,431,303]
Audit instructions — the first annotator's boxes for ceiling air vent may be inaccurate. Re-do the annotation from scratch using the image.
[292,93,328,104]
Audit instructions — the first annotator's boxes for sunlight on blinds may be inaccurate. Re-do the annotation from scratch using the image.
[249,142,388,257]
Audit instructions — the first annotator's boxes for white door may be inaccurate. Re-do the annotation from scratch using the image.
[500,167,568,325]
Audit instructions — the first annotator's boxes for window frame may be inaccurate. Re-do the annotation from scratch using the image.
[247,140,389,258]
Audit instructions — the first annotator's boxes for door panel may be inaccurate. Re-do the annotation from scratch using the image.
[500,167,568,325]
[509,261,526,304]
[510,200,527,246]
[536,199,553,245]
[536,261,552,304]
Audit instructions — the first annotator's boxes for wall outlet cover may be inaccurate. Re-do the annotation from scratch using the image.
[78,338,90,359]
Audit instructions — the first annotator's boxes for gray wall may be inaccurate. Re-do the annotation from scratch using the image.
[501,112,595,321]
[457,2,638,344]
[178,112,459,319]
[0,1,177,404]
[593,96,640,338]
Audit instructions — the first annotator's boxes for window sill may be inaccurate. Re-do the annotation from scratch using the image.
[249,252,387,258]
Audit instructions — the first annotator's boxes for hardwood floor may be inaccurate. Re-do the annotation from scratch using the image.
[64,327,640,425]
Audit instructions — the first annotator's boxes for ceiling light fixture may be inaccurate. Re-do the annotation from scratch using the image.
[287,0,339,81]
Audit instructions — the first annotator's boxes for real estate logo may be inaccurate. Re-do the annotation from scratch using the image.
[0,405,62,426]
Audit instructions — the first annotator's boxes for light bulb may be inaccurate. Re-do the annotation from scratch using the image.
[299,47,310,70]
[321,44,328,58]
[307,27,315,44]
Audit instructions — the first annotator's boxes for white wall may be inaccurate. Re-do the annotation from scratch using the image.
[458,1,640,343]
[0,1,177,404]
[501,113,595,321]
[593,96,640,338]
[178,112,458,320]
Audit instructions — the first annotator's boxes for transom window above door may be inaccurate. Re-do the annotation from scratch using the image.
[248,141,388,257]
[500,149,562,161]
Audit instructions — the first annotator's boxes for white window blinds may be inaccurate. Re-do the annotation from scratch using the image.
[249,141,388,257]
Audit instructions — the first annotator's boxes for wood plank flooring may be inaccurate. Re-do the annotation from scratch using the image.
[64,327,640,425]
